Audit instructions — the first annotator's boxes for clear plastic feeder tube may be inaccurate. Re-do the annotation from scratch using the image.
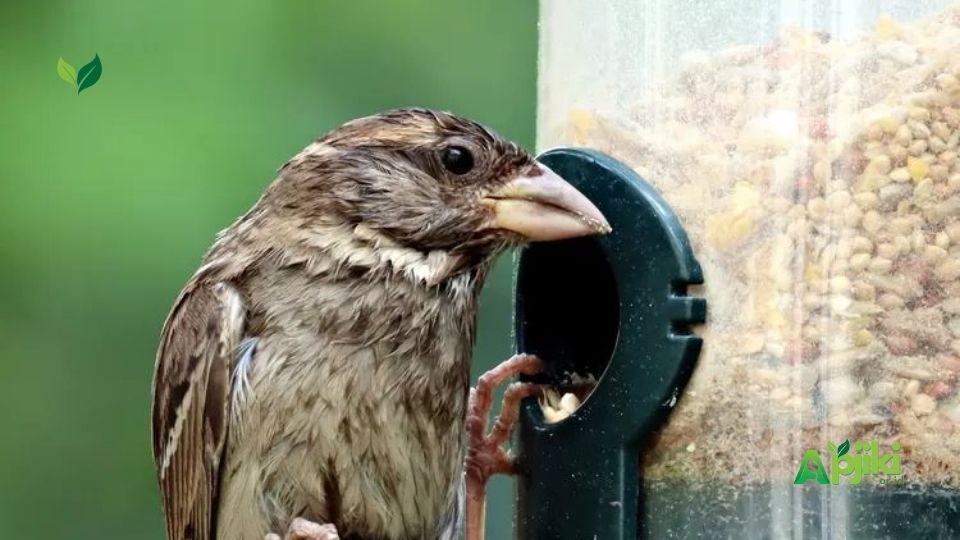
[539,0,960,536]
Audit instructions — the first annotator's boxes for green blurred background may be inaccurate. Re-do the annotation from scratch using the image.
[0,1,537,538]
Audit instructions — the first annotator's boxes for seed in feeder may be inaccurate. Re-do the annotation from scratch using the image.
[935,259,960,281]
[849,253,871,271]
[944,107,960,127]
[852,281,877,301]
[908,140,929,157]
[862,211,883,234]
[851,236,874,253]
[930,137,948,154]
[909,106,932,122]
[888,217,914,235]
[830,295,852,313]
[942,298,960,315]
[890,167,912,183]
[933,120,952,138]
[930,164,950,182]
[806,197,827,220]
[826,190,852,211]
[876,243,896,260]
[892,235,911,255]
[821,376,864,408]
[879,184,913,211]
[915,178,935,198]
[950,175,960,192]
[888,143,909,163]
[907,157,930,181]
[770,386,791,402]
[854,192,879,210]
[539,389,582,424]
[878,293,905,309]
[929,198,960,224]
[949,317,960,338]
[910,121,932,140]
[870,381,897,400]
[925,381,954,400]
[868,257,893,273]
[737,333,766,355]
[867,154,893,175]
[557,5,960,489]
[559,392,580,413]
[937,73,960,91]
[911,393,937,416]
[831,260,850,276]
[895,125,913,145]
[910,231,927,253]
[947,223,960,243]
[935,232,951,249]
[925,245,949,264]
[853,329,874,347]
[829,276,852,294]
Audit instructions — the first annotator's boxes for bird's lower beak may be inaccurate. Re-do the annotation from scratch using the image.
[480,163,612,241]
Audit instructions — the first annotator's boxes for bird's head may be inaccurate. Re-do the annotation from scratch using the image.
[267,108,610,284]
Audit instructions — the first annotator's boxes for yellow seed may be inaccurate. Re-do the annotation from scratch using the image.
[763,309,787,328]
[729,215,754,241]
[875,14,901,39]
[878,116,900,133]
[849,316,870,331]
[705,212,755,251]
[907,157,929,182]
[568,108,595,145]
[854,329,874,347]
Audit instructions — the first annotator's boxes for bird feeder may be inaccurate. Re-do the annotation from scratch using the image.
[515,0,960,537]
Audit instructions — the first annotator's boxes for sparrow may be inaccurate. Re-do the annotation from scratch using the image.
[151,108,610,540]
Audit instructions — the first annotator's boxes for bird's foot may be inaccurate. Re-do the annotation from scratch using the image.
[466,353,544,485]
[265,518,339,540]
[465,354,544,540]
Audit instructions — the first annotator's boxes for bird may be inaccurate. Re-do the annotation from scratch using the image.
[151,108,610,540]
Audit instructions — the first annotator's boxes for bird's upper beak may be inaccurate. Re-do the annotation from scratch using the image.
[480,162,612,241]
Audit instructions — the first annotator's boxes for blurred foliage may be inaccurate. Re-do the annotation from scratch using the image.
[0,1,537,538]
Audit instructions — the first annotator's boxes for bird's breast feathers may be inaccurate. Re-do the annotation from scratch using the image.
[216,266,474,540]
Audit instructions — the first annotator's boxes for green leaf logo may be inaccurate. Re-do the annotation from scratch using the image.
[837,439,851,457]
[76,54,102,94]
[57,57,77,88]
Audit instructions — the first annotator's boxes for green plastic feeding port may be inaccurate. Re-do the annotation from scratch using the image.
[513,148,707,539]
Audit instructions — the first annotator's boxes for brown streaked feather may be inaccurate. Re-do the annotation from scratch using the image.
[152,280,246,540]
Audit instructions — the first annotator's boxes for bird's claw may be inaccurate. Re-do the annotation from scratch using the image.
[265,518,339,540]
[466,353,544,486]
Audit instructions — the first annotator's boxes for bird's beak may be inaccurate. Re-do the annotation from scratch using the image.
[480,162,611,241]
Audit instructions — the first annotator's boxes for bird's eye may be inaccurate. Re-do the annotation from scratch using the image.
[441,146,474,175]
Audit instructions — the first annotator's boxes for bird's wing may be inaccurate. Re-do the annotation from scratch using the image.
[436,475,466,540]
[152,281,246,540]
